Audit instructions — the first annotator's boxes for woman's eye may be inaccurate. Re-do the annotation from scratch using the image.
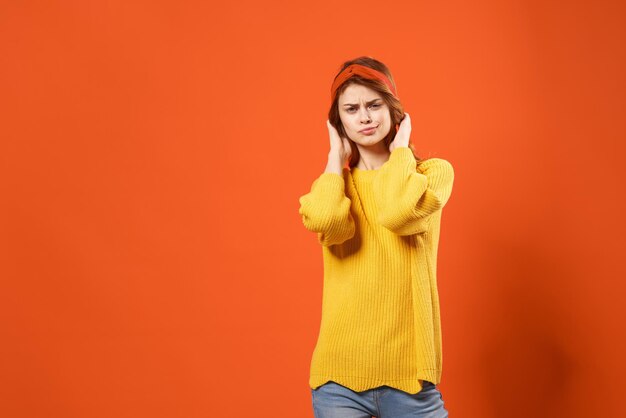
[347,104,380,112]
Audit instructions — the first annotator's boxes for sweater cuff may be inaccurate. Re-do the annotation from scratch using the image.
[389,146,416,166]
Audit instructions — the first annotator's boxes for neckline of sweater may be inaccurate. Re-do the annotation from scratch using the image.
[350,166,380,180]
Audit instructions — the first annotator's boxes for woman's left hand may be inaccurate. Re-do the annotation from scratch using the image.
[388,112,411,153]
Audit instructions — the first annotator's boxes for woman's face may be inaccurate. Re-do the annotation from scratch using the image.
[338,83,392,148]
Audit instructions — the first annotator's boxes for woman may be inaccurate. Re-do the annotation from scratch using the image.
[298,56,454,418]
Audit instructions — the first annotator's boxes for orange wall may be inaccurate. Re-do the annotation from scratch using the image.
[1,1,624,417]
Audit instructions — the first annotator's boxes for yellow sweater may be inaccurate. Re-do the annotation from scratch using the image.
[298,146,454,395]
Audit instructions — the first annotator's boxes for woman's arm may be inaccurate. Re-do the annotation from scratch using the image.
[298,171,356,247]
[372,147,454,236]
[298,121,356,247]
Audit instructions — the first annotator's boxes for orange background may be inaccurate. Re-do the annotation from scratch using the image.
[1,1,625,417]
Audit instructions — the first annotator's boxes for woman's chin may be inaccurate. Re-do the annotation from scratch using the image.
[354,138,385,148]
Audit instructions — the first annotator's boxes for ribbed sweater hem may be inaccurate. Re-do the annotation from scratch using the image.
[310,370,441,395]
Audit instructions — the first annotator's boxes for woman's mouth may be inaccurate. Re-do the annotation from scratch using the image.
[359,126,377,135]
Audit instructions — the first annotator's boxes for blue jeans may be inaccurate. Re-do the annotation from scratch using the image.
[311,381,449,418]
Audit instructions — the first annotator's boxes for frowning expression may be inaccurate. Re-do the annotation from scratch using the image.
[338,83,392,147]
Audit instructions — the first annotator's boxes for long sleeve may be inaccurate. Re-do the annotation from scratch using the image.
[372,147,454,236]
[298,172,356,246]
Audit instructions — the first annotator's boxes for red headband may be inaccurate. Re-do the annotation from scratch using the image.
[330,64,398,104]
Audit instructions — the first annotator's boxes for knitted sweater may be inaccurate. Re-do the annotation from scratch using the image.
[298,146,454,395]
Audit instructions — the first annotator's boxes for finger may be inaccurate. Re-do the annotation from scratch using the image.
[327,120,337,135]
[327,119,335,137]
[401,113,411,128]
[327,120,342,148]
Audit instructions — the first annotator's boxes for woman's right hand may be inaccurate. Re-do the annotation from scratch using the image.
[326,119,352,166]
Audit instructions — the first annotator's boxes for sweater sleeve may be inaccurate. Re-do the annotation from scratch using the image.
[298,171,356,246]
[372,147,454,236]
